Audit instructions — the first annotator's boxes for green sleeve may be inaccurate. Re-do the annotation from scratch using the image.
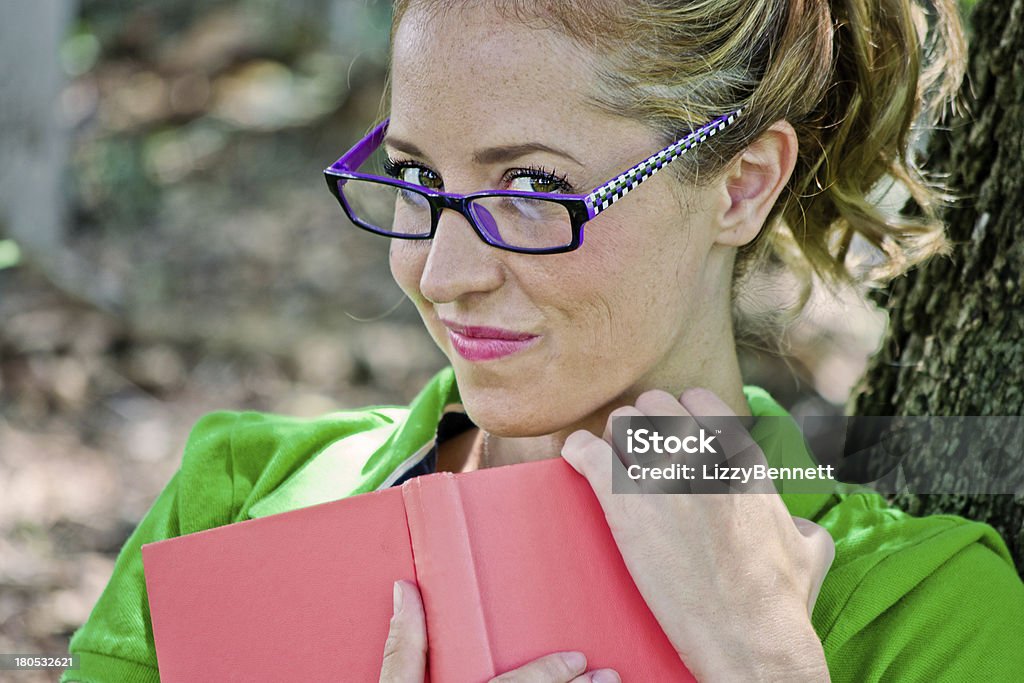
[823,517,1024,680]
[60,406,398,682]
[60,412,242,683]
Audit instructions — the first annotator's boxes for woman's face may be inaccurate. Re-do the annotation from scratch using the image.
[388,4,736,437]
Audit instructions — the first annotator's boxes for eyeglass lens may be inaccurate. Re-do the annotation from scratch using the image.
[337,177,574,250]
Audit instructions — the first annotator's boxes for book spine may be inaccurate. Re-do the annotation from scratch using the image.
[402,474,496,681]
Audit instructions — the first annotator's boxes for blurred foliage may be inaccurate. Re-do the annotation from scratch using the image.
[59,1,423,354]
[0,240,22,270]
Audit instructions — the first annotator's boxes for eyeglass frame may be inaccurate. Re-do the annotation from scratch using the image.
[323,109,742,255]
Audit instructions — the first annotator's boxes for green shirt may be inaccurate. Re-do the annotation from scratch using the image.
[62,368,1024,682]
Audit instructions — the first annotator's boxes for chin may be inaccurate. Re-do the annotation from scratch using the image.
[465,384,605,441]
[456,383,562,438]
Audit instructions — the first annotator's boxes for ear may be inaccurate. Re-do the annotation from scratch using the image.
[714,121,798,247]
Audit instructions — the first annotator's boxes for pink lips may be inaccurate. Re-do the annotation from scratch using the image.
[442,320,540,361]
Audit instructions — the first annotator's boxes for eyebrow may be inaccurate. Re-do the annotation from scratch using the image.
[385,136,583,167]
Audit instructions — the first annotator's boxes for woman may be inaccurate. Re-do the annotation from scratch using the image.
[64,0,1024,681]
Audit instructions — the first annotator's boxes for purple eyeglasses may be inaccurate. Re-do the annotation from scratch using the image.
[323,110,741,254]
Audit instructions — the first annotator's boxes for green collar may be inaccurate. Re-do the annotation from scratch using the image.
[250,367,833,520]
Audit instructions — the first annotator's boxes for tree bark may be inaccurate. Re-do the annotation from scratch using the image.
[853,0,1024,571]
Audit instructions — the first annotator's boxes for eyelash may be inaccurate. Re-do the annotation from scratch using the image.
[382,157,575,193]
[506,165,574,193]
[382,156,428,180]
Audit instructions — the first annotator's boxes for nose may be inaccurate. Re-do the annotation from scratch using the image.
[417,206,504,305]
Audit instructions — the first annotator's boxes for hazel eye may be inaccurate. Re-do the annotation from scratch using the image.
[384,158,443,191]
[510,175,563,194]
[399,166,442,190]
[506,167,572,194]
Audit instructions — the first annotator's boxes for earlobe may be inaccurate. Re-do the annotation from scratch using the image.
[715,121,798,247]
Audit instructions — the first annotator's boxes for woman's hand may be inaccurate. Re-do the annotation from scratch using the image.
[379,580,621,683]
[560,388,834,683]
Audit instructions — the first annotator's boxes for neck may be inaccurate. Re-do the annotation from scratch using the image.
[482,346,749,469]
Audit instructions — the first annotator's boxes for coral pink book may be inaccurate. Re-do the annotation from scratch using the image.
[141,458,696,682]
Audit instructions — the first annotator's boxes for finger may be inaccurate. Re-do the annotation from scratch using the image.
[570,671,621,683]
[677,387,755,430]
[604,391,692,454]
[601,405,644,448]
[611,397,699,494]
[489,651,588,683]
[792,517,836,615]
[679,388,774,494]
[562,428,639,497]
[378,580,427,683]
[677,388,759,457]
[634,388,691,417]
[601,406,647,470]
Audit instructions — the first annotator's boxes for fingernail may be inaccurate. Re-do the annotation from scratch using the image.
[392,581,403,615]
[591,669,621,683]
[562,651,586,671]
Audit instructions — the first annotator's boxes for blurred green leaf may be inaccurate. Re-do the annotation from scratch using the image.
[0,239,22,270]
[60,27,101,76]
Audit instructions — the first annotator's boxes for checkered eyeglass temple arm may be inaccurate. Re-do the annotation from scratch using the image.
[586,110,742,216]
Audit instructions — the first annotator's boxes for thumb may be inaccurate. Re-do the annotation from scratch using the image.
[379,580,428,683]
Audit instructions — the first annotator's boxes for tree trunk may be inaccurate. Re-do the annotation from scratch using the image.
[0,1,73,261]
[853,0,1024,571]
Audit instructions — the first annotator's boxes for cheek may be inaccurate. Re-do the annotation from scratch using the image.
[389,240,426,301]
[550,211,701,342]
[537,229,662,341]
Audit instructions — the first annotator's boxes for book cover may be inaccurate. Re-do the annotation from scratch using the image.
[142,458,696,681]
